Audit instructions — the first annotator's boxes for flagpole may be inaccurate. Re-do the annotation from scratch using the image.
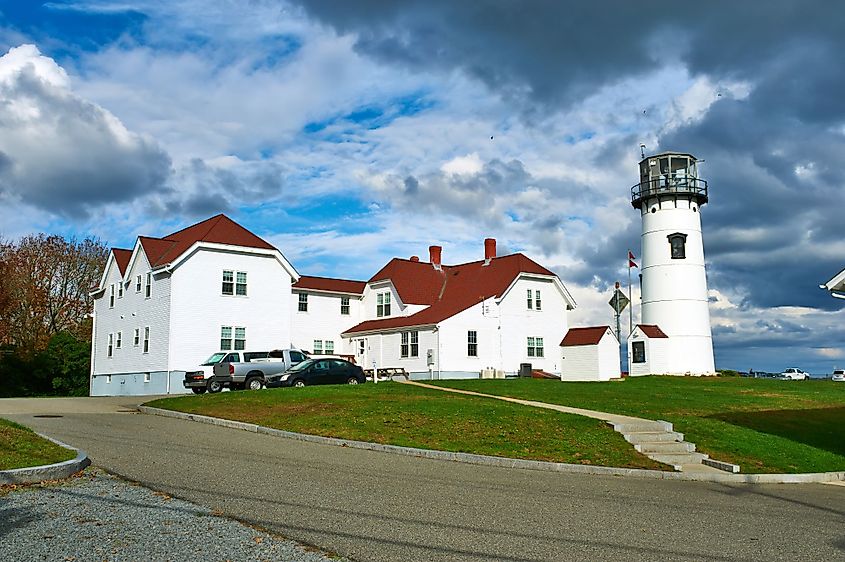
[628,249,633,336]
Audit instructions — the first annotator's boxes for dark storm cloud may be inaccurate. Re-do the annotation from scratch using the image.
[296,0,845,316]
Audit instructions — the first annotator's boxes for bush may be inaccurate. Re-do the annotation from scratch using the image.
[0,332,90,397]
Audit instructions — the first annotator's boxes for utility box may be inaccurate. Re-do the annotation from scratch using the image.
[519,363,533,377]
[426,349,435,366]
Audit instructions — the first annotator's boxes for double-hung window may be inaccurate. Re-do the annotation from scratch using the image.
[109,285,115,308]
[143,327,150,353]
[107,333,114,357]
[136,275,142,292]
[145,273,151,298]
[526,289,533,310]
[400,331,419,358]
[234,327,246,350]
[222,270,247,296]
[325,340,334,354]
[116,331,122,349]
[410,331,418,357]
[467,331,478,357]
[298,293,308,312]
[220,326,232,350]
[118,283,123,299]
[133,328,140,347]
[222,270,234,295]
[313,339,323,354]
[235,272,247,296]
[377,292,391,317]
[535,290,542,310]
[400,332,409,358]
[340,297,350,315]
[527,337,544,358]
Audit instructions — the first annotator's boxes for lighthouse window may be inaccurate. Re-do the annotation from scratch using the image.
[668,233,687,259]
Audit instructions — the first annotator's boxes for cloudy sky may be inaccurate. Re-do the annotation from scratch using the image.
[1,1,843,373]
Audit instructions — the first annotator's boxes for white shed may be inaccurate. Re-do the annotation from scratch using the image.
[627,324,670,376]
[559,326,620,382]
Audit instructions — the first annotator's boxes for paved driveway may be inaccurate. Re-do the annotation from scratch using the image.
[4,397,845,561]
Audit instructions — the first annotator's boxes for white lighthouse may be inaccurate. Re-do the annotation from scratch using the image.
[628,152,716,376]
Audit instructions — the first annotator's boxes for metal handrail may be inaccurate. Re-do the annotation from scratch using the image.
[631,177,708,207]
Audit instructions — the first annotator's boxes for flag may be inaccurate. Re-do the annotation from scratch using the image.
[628,250,638,269]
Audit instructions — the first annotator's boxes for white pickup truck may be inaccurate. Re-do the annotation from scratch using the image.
[210,348,308,390]
[183,351,277,394]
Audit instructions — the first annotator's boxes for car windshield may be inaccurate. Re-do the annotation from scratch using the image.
[202,352,227,365]
[287,359,316,373]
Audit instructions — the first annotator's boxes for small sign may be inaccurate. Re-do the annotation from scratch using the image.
[609,289,629,312]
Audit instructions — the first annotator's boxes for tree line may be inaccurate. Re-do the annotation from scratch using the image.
[0,234,108,396]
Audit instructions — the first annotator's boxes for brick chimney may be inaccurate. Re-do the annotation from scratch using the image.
[429,245,442,270]
[484,238,496,265]
[410,256,419,262]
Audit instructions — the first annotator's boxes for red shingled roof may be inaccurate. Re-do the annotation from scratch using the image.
[294,275,366,295]
[638,324,668,338]
[137,214,276,268]
[344,253,559,334]
[560,326,613,347]
[112,248,132,276]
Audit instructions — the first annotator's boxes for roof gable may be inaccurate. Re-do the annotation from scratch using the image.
[112,248,132,276]
[560,326,614,347]
[345,253,565,334]
[294,275,366,295]
[142,214,277,268]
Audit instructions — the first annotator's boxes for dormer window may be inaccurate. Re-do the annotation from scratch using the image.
[377,292,391,317]
[668,233,687,259]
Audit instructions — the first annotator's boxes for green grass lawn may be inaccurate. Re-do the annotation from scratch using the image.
[147,383,664,470]
[431,377,845,474]
[0,418,76,471]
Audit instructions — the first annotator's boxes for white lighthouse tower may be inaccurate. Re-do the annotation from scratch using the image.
[629,152,716,376]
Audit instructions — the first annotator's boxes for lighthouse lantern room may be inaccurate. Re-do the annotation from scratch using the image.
[629,152,716,376]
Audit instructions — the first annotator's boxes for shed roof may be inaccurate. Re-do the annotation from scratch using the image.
[560,326,613,347]
[638,324,668,338]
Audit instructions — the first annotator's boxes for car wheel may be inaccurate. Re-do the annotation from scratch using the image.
[207,380,223,393]
[245,376,263,391]
[346,377,359,385]
[293,379,306,388]
[191,387,206,394]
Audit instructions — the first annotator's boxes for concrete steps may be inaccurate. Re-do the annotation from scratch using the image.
[611,419,731,473]
[634,441,696,454]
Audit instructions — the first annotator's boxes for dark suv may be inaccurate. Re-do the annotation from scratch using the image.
[266,358,365,388]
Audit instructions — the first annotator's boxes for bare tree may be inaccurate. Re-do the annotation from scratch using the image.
[0,234,108,356]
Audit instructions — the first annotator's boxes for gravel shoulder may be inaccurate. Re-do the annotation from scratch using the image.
[0,468,346,562]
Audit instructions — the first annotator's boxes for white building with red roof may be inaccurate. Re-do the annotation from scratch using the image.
[560,326,620,382]
[91,215,578,394]
[627,324,670,377]
[90,214,298,395]
[339,239,576,379]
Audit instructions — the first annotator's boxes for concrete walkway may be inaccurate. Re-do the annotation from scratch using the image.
[401,380,726,473]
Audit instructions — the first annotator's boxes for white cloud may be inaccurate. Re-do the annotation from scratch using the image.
[0,44,170,217]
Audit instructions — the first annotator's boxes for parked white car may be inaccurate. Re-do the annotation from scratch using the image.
[832,369,845,382]
[779,368,809,381]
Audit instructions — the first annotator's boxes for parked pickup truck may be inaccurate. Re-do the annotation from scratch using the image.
[183,351,273,394]
[210,348,308,390]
